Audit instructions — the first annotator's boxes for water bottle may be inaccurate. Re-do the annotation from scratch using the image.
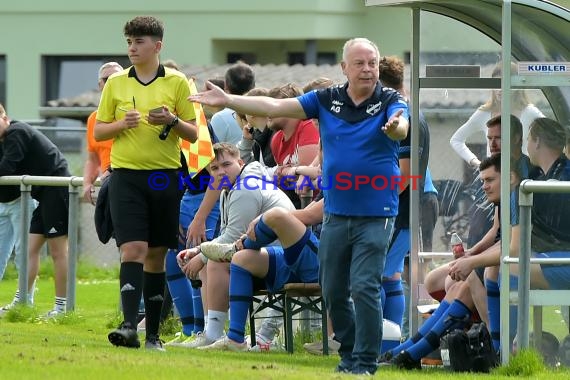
[450,232,465,259]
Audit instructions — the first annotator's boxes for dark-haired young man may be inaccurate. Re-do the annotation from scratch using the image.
[210,62,256,146]
[177,143,294,348]
[94,15,198,351]
[378,56,431,333]
[385,154,506,370]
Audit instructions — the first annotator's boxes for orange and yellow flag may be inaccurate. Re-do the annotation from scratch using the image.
[181,78,215,177]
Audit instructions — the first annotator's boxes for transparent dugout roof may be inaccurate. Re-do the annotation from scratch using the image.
[366,0,570,121]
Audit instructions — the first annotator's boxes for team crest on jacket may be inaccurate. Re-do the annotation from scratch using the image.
[366,101,383,116]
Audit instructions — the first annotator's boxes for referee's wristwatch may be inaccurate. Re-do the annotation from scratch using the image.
[167,115,179,128]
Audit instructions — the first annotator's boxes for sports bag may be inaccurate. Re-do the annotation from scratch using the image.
[441,322,497,373]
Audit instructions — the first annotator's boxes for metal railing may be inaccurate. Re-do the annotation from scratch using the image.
[0,175,99,312]
[501,179,570,358]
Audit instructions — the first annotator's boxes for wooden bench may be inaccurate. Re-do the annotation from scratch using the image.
[249,283,328,354]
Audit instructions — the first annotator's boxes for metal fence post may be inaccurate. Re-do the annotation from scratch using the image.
[300,190,314,338]
[66,179,80,311]
[18,180,32,306]
[516,185,533,351]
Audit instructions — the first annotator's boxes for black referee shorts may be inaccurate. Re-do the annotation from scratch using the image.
[109,169,180,249]
[30,186,69,238]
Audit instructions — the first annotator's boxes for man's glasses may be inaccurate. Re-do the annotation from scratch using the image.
[232,111,246,121]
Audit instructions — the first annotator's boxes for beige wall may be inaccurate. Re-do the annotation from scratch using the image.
[2,0,567,118]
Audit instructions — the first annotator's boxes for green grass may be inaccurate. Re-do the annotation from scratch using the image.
[1,262,570,379]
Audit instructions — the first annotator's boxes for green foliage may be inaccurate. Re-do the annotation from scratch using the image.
[104,310,123,329]
[291,325,323,352]
[3,259,118,281]
[2,304,38,323]
[497,348,546,376]
[159,315,182,336]
[75,262,119,280]
[3,303,86,326]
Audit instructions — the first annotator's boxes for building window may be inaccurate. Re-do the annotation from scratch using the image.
[42,56,130,105]
[317,52,336,65]
[0,56,6,106]
[288,52,337,65]
[288,52,306,65]
[227,53,257,64]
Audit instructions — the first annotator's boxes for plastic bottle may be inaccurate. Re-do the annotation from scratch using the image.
[450,232,465,259]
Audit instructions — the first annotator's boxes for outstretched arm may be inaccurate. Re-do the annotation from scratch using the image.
[188,81,307,119]
[383,109,409,140]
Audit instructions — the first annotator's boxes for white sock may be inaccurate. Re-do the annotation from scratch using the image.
[12,283,35,304]
[205,310,227,341]
[29,280,36,303]
[54,297,67,313]
[11,291,20,304]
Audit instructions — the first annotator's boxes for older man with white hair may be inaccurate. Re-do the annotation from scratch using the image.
[188,37,409,375]
[82,61,124,204]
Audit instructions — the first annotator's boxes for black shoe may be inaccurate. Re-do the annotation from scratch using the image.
[378,350,393,363]
[334,362,353,373]
[392,351,422,370]
[145,334,165,352]
[108,321,140,348]
[351,365,376,375]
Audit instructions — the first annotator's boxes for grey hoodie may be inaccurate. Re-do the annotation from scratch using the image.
[213,161,295,245]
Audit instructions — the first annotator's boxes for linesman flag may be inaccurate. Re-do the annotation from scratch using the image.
[181,78,215,177]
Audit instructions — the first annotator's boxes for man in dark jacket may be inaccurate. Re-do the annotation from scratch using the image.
[0,103,70,318]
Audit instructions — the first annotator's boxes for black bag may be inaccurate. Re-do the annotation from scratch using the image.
[441,322,497,373]
[94,173,113,244]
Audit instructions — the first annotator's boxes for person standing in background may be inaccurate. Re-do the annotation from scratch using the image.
[450,62,544,168]
[378,55,431,335]
[0,103,70,318]
[82,62,124,204]
[449,63,543,248]
[210,62,255,146]
[0,142,36,283]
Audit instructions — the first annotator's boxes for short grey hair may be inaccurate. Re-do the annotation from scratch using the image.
[98,62,123,80]
[342,38,380,63]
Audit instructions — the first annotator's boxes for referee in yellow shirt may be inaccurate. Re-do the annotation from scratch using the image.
[94,15,197,351]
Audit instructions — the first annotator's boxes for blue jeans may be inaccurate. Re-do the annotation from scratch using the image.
[0,197,35,280]
[319,213,394,373]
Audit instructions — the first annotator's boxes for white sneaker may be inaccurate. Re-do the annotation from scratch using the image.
[247,333,285,352]
[200,242,236,262]
[0,303,14,317]
[179,332,215,348]
[42,309,64,319]
[198,335,248,352]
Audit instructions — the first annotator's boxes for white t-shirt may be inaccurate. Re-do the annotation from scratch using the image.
[450,104,544,164]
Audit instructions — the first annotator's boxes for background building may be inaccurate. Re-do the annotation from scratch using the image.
[0,0,528,119]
